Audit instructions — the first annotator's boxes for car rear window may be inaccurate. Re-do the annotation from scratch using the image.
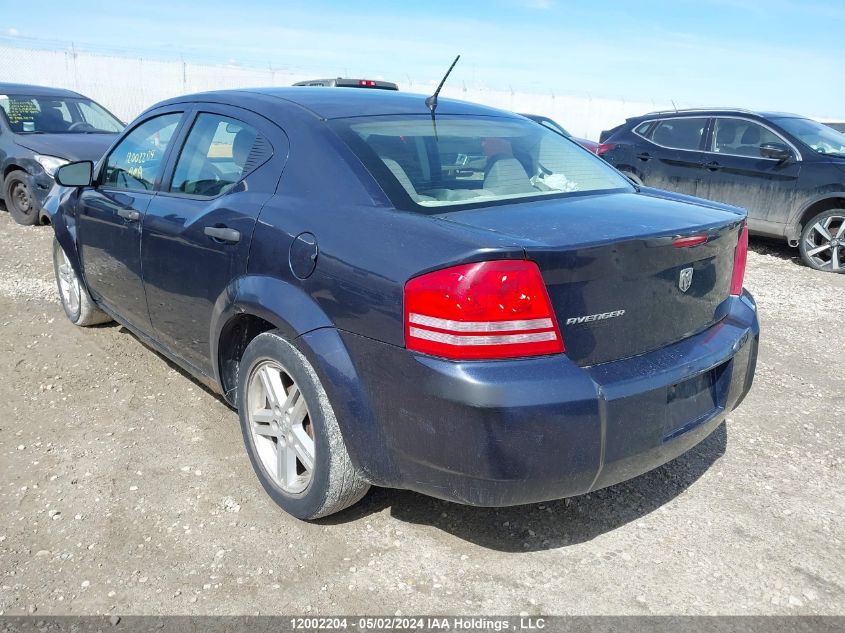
[331,115,631,212]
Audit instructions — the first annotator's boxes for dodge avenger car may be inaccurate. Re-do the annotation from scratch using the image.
[48,88,759,519]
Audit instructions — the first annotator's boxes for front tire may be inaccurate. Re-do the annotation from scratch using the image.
[799,209,845,273]
[4,170,40,226]
[52,238,112,326]
[237,330,369,520]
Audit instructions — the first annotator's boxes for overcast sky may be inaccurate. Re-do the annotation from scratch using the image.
[2,0,843,117]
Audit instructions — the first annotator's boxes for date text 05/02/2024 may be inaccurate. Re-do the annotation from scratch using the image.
[289,617,548,631]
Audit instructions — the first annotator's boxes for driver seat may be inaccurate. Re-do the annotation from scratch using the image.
[35,106,69,132]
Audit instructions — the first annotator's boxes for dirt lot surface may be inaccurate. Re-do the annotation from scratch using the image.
[0,209,843,616]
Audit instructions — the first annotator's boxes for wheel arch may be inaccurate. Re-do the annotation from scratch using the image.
[1,163,30,203]
[3,163,29,181]
[49,198,86,287]
[211,277,391,482]
[787,193,845,243]
[614,164,645,185]
[211,275,334,405]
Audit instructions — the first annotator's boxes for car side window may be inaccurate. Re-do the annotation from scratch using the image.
[101,113,181,191]
[169,113,269,197]
[647,117,707,151]
[712,118,784,157]
[634,122,652,136]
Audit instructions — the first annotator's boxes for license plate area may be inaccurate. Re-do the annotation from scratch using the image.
[663,364,725,439]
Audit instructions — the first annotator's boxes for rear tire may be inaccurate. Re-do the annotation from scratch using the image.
[52,238,112,326]
[237,330,369,520]
[619,169,644,187]
[4,170,40,226]
[799,209,845,273]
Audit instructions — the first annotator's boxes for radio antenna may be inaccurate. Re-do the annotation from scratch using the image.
[426,54,460,115]
[425,54,460,140]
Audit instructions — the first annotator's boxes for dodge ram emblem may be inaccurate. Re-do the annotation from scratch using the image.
[679,267,694,293]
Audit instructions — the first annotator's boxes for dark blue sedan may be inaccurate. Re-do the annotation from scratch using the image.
[48,88,759,519]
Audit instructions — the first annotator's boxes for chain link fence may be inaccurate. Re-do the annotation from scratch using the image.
[1,44,668,140]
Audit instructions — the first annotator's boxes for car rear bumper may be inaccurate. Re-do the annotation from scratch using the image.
[320,291,758,507]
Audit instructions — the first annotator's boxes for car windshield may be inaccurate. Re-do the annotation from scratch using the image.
[772,116,845,157]
[0,94,124,134]
[332,115,630,212]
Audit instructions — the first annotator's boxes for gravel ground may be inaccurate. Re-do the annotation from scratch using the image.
[0,209,843,616]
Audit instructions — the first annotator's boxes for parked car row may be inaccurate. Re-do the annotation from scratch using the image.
[3,81,842,276]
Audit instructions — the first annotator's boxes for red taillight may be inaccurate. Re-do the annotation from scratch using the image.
[596,142,616,156]
[404,260,564,360]
[730,224,749,296]
[673,235,708,248]
[359,80,377,87]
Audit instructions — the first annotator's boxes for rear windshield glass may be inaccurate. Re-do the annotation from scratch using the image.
[331,115,631,212]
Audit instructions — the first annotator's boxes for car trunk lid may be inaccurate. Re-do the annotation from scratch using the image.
[436,191,744,366]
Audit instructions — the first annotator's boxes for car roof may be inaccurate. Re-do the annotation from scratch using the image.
[0,82,83,98]
[154,87,516,120]
[633,107,805,121]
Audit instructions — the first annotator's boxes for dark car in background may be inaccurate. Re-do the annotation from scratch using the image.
[48,88,757,519]
[0,83,123,225]
[824,122,845,133]
[520,113,599,153]
[599,108,845,272]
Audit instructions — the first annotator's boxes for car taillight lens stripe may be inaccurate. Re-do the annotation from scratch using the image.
[730,223,749,296]
[404,260,564,360]
[673,235,708,248]
[408,313,553,333]
[408,328,558,346]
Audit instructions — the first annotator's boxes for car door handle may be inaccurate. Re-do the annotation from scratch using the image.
[117,208,141,221]
[204,226,241,243]
[705,161,722,171]
[636,152,651,161]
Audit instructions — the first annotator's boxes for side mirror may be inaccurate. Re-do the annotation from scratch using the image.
[55,161,94,187]
[760,142,791,161]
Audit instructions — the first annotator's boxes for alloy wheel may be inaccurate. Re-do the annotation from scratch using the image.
[803,214,845,271]
[57,249,81,316]
[246,360,315,495]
